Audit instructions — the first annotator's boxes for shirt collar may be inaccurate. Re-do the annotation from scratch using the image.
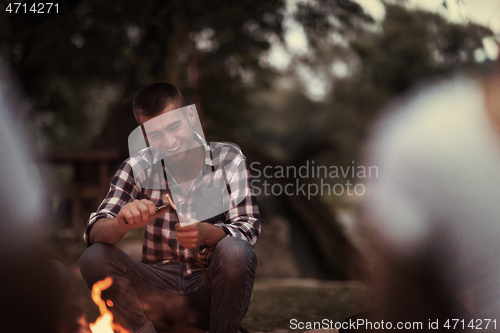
[197,132,214,167]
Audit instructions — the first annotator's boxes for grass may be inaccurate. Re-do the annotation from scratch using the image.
[241,281,372,332]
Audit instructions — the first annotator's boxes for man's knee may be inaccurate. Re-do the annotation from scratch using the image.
[79,243,117,285]
[210,237,257,280]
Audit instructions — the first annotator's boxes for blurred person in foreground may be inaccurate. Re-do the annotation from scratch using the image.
[0,61,77,332]
[79,82,260,333]
[362,55,500,331]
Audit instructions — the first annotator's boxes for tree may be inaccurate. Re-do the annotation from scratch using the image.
[0,0,285,152]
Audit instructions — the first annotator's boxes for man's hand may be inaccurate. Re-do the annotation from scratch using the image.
[89,199,167,245]
[175,222,203,249]
[175,217,227,249]
[117,199,166,229]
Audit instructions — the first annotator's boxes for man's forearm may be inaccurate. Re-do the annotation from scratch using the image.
[201,223,227,247]
[89,217,132,245]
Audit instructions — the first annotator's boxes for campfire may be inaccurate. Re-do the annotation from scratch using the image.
[82,277,129,333]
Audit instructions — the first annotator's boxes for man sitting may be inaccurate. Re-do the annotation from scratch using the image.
[79,82,260,333]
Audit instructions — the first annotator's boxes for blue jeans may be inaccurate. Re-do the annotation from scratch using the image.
[79,237,256,333]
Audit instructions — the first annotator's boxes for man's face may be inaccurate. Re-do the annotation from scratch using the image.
[139,104,197,163]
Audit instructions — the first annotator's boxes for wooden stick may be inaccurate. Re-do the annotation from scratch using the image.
[167,193,212,288]
[165,193,177,210]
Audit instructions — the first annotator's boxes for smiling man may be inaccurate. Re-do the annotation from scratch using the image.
[79,82,260,333]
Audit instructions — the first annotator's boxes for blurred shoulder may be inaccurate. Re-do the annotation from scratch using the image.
[368,75,484,164]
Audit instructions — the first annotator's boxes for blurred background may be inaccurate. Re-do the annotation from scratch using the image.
[0,0,498,331]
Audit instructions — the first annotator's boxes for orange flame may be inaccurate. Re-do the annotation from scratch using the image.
[89,277,130,333]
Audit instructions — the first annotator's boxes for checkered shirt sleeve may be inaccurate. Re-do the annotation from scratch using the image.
[212,144,261,247]
[84,158,144,246]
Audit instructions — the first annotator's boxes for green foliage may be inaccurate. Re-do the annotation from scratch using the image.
[350,5,491,96]
[2,0,489,158]
[0,0,286,151]
[286,2,494,165]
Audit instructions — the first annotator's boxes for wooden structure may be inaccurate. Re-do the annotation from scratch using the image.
[36,150,126,230]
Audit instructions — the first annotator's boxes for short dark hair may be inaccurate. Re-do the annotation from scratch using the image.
[133,82,187,123]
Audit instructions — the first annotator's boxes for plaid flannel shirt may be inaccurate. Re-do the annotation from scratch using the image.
[84,137,260,276]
